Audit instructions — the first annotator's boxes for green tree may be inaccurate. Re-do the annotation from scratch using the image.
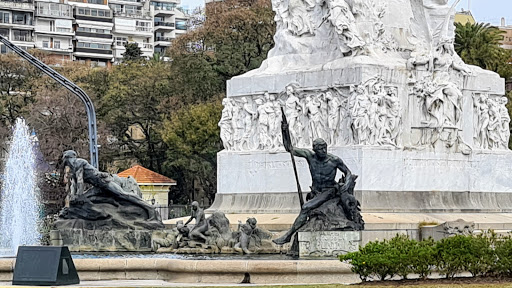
[455,22,512,79]
[161,100,222,203]
[122,42,143,62]
[99,61,171,173]
[0,50,47,137]
[26,62,111,166]
[167,0,275,105]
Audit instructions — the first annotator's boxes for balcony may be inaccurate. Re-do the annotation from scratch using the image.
[154,22,174,30]
[141,43,153,50]
[155,36,170,41]
[36,9,73,19]
[0,1,34,12]
[76,31,113,39]
[41,46,73,53]
[113,11,151,20]
[13,35,33,42]
[75,15,113,23]
[75,47,112,55]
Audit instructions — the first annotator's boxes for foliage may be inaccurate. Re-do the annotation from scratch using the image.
[167,0,275,105]
[409,238,436,280]
[455,22,512,79]
[122,42,144,61]
[494,234,512,277]
[99,61,171,173]
[161,100,223,203]
[26,63,111,166]
[340,232,512,282]
[0,50,46,136]
[435,235,478,278]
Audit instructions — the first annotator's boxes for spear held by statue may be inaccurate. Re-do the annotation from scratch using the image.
[280,107,305,208]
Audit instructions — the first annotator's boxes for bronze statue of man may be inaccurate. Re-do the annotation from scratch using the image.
[273,123,356,245]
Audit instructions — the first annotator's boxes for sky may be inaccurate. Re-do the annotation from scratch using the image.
[180,0,512,26]
[457,0,512,25]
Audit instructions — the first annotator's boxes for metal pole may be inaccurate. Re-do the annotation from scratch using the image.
[0,35,99,168]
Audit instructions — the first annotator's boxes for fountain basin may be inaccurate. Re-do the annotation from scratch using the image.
[0,257,358,284]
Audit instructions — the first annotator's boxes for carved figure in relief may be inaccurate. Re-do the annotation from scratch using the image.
[232,102,245,151]
[384,87,401,145]
[272,95,284,149]
[219,98,234,150]
[305,94,327,142]
[473,94,510,150]
[326,90,342,146]
[323,0,365,56]
[474,94,490,149]
[256,98,272,149]
[488,102,501,149]
[284,83,304,147]
[287,0,315,36]
[433,38,470,75]
[241,97,257,150]
[350,85,370,144]
[499,97,511,148]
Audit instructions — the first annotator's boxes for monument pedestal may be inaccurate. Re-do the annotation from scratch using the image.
[211,148,512,214]
[297,231,361,258]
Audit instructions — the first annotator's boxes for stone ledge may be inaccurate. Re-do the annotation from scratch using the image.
[0,258,356,284]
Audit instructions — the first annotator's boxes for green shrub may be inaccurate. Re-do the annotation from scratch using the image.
[340,234,419,281]
[494,234,512,277]
[409,237,436,280]
[466,232,496,277]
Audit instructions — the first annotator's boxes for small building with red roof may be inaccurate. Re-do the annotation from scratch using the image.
[118,165,176,208]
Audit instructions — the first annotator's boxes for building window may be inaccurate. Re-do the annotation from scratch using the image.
[49,20,55,32]
[136,21,151,32]
[77,42,110,50]
[87,0,104,4]
[0,28,8,39]
[110,4,122,13]
[76,27,110,34]
[115,37,127,47]
[77,8,110,18]
[0,11,9,24]
[175,20,187,30]
[57,27,71,33]
[13,13,31,25]
[0,45,9,54]
[42,40,49,48]
[13,30,31,42]
[54,41,61,49]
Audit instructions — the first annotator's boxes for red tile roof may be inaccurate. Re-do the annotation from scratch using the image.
[118,165,176,184]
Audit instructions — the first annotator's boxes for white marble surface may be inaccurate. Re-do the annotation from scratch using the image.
[218,148,512,196]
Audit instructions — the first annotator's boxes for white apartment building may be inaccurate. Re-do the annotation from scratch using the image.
[110,0,153,62]
[34,0,74,65]
[69,1,114,67]
[151,0,187,55]
[0,0,188,62]
[0,0,35,53]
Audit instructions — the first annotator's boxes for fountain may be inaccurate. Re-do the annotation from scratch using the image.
[0,118,40,257]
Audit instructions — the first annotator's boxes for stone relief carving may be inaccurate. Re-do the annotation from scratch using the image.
[219,78,401,151]
[268,0,398,60]
[473,94,510,150]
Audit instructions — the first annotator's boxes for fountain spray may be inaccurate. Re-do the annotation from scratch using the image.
[0,118,40,256]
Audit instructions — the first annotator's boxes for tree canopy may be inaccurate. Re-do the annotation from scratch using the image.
[455,22,512,79]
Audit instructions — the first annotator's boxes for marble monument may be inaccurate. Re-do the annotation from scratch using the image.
[210,0,510,215]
